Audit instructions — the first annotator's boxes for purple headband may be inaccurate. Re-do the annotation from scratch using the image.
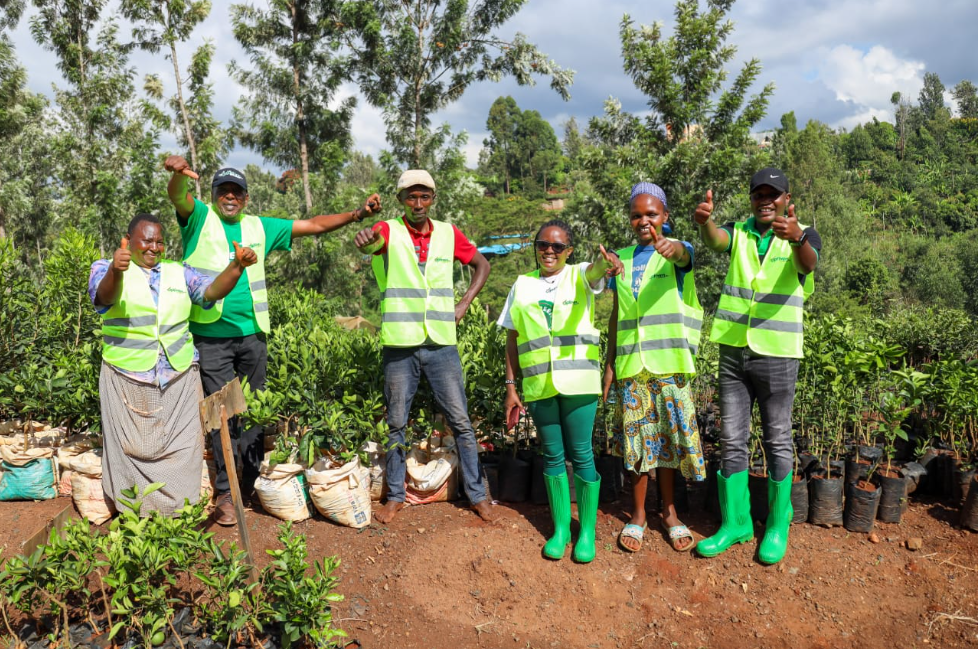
[630,182,668,210]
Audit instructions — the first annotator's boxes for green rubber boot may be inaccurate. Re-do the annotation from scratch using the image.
[697,470,754,558]
[758,474,793,565]
[543,472,572,559]
[572,473,601,563]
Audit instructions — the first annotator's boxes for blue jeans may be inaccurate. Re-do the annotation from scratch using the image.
[717,344,798,482]
[382,345,488,504]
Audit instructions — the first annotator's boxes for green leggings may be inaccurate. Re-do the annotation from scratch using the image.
[527,394,598,482]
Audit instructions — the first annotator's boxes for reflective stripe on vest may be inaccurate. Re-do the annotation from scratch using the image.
[614,245,703,377]
[709,221,813,358]
[509,265,600,402]
[183,205,269,331]
[372,218,457,346]
[101,261,195,372]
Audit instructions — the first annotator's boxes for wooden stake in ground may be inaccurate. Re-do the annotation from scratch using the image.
[198,377,258,583]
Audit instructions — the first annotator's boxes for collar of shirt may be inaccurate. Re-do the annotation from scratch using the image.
[401,215,433,238]
[743,216,774,242]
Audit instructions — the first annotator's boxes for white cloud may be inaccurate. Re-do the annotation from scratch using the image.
[816,44,925,128]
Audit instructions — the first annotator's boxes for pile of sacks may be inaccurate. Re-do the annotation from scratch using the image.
[253,433,461,527]
[57,434,115,524]
[0,424,67,503]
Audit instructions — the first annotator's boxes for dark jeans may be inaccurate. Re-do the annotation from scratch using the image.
[382,345,488,505]
[717,344,798,482]
[196,333,267,494]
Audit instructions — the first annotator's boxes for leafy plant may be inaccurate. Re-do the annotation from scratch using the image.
[262,521,346,649]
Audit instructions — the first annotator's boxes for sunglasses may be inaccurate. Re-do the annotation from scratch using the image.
[534,240,570,254]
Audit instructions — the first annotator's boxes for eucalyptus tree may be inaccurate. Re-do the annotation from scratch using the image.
[229,0,354,213]
[0,36,52,251]
[339,0,574,168]
[29,0,163,252]
[143,41,230,187]
[573,0,773,252]
[952,80,978,119]
[121,0,213,195]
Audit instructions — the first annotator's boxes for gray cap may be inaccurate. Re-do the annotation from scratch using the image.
[396,169,436,192]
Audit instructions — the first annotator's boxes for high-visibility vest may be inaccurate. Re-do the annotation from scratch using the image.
[509,264,601,402]
[372,218,457,347]
[183,205,268,332]
[101,261,195,372]
[710,221,814,358]
[614,245,703,377]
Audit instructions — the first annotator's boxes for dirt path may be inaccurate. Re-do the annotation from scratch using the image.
[3,493,977,648]
[228,495,978,649]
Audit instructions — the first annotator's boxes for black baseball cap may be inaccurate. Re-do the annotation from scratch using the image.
[212,167,248,192]
[749,167,789,195]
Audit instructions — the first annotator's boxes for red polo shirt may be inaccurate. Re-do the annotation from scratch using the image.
[371,217,477,264]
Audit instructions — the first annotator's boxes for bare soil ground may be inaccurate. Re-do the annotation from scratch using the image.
[3,490,978,649]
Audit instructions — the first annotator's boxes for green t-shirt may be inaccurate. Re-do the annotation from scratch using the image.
[180,198,293,338]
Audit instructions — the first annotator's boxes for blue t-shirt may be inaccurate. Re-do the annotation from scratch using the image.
[609,242,695,298]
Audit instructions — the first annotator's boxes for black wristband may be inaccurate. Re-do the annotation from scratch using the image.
[353,207,364,222]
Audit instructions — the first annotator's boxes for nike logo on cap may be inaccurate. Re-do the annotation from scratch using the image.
[769,174,780,178]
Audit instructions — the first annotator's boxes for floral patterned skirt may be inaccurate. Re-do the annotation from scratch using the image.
[610,370,706,480]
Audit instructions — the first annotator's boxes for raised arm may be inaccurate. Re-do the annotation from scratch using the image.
[694,190,729,252]
[291,194,382,239]
[585,245,623,286]
[455,250,491,324]
[95,236,131,307]
[164,155,199,222]
[203,241,258,302]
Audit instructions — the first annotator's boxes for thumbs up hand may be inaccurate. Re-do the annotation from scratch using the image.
[773,203,803,242]
[232,241,257,268]
[113,236,131,272]
[693,189,714,225]
[653,228,678,260]
[355,226,382,251]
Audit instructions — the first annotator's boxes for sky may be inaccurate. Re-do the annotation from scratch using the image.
[8,0,978,173]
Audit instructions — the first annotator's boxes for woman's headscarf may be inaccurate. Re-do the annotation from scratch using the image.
[630,182,668,210]
[630,182,672,235]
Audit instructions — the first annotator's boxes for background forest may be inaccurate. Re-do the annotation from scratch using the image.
[2,0,978,442]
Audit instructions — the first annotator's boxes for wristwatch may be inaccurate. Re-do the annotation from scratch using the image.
[789,231,808,248]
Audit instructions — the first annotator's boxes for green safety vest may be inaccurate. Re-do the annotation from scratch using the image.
[183,205,268,332]
[614,245,703,377]
[372,218,457,347]
[101,260,195,373]
[509,264,601,402]
[710,221,814,358]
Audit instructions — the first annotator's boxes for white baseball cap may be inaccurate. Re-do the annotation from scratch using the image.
[396,169,436,193]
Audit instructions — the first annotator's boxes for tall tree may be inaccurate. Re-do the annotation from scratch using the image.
[0,36,51,247]
[573,0,773,250]
[481,96,520,194]
[562,116,585,162]
[918,71,948,121]
[30,1,164,252]
[121,0,212,195]
[339,0,574,168]
[0,0,25,29]
[952,80,978,119]
[230,0,354,213]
